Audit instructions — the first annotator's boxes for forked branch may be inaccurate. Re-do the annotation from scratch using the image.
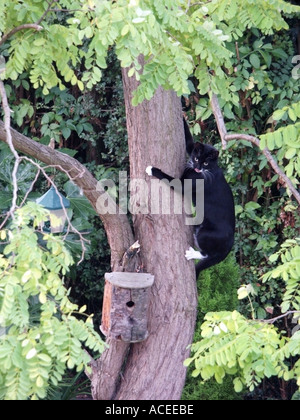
[210,94,300,206]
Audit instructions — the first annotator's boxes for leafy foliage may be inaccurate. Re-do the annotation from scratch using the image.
[0,142,41,211]
[1,0,299,104]
[263,239,300,314]
[0,203,106,400]
[1,0,300,400]
[183,255,241,400]
[185,239,300,395]
[260,102,300,183]
[185,311,283,392]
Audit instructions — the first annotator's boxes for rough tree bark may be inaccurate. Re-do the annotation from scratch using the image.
[118,72,198,400]
[90,69,198,400]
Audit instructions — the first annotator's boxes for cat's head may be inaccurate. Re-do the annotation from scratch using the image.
[189,143,219,173]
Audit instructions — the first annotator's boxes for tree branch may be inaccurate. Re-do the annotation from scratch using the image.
[225,133,300,205]
[210,95,300,206]
[0,121,134,269]
[260,310,300,325]
[35,0,58,26]
[0,81,89,260]
[0,24,43,47]
[210,94,228,150]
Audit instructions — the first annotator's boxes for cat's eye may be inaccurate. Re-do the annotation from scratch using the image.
[204,162,209,166]
[194,158,199,162]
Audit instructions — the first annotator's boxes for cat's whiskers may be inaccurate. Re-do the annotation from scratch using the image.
[202,169,214,182]
[186,159,194,169]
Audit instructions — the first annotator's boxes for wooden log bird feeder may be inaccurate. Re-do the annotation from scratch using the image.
[101,242,155,343]
[101,272,154,343]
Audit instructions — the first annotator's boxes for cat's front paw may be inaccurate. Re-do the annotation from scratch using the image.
[146,166,153,176]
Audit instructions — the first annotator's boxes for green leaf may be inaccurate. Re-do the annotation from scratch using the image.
[269,253,279,263]
[79,305,87,313]
[192,369,201,378]
[61,127,71,140]
[285,148,297,159]
[121,24,130,36]
[233,378,244,393]
[68,196,96,219]
[36,376,44,388]
[183,358,193,367]
[0,191,12,210]
[249,54,260,69]
[288,108,297,122]
[273,130,283,148]
[245,201,261,211]
[77,80,84,91]
[267,135,275,151]
[128,67,135,78]
[33,38,46,47]
[237,286,249,300]
[59,148,78,158]
[273,109,287,121]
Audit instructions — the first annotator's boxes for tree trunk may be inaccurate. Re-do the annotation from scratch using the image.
[91,68,198,400]
[118,74,198,400]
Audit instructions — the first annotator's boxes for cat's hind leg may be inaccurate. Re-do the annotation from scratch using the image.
[185,247,207,261]
[146,166,153,176]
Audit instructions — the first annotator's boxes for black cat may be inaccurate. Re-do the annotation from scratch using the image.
[146,119,235,278]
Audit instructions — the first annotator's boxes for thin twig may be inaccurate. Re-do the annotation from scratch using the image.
[35,0,58,26]
[21,156,89,265]
[0,79,88,261]
[260,310,300,324]
[0,212,12,231]
[185,0,192,14]
[225,133,300,205]
[19,167,41,208]
[48,8,86,13]
[0,154,90,263]
[188,2,210,8]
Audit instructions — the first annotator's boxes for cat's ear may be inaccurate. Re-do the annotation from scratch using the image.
[212,150,219,160]
[194,143,204,153]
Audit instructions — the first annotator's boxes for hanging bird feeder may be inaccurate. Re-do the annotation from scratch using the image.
[36,186,71,233]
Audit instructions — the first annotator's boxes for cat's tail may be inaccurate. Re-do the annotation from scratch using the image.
[183,118,194,155]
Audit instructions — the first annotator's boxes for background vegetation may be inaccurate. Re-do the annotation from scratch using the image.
[0,0,299,400]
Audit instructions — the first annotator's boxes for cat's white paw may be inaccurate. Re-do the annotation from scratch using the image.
[146,166,153,176]
[185,247,206,261]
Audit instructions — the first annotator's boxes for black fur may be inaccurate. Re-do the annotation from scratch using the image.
[147,119,235,277]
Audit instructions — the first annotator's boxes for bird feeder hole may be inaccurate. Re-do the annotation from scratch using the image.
[101,272,154,343]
